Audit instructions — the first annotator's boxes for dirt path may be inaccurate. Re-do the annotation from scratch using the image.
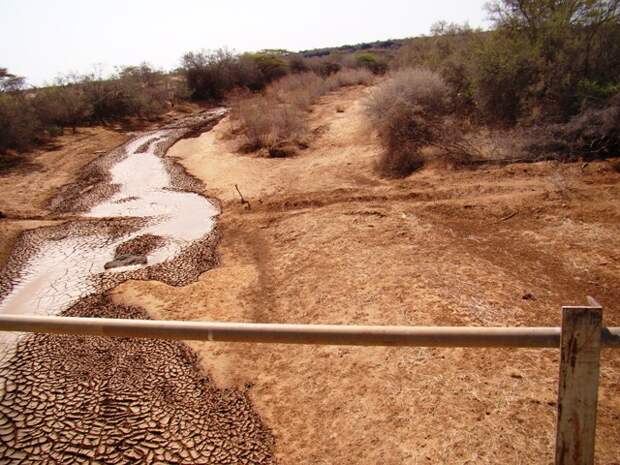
[113,85,620,465]
[0,111,276,464]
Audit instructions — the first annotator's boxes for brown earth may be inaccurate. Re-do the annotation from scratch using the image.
[0,127,128,218]
[110,85,620,465]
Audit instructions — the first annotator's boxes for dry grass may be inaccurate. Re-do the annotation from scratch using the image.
[266,73,327,111]
[230,69,373,156]
[231,96,305,152]
[163,86,620,465]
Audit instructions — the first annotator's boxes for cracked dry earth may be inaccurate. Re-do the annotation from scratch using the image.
[0,110,276,465]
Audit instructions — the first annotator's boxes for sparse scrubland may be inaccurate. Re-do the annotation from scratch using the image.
[0,48,381,156]
[3,0,619,176]
[153,81,620,465]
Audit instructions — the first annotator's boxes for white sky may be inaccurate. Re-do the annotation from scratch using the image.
[1,0,489,86]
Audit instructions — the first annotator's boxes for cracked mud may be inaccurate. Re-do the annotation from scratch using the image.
[0,109,276,464]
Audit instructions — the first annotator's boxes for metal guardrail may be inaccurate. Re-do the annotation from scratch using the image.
[0,298,617,465]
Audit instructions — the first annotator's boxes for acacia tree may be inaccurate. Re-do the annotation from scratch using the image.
[486,0,620,74]
[0,68,25,93]
[0,68,38,152]
[478,0,620,119]
[486,0,620,31]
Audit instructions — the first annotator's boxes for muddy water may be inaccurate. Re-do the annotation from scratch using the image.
[0,130,219,319]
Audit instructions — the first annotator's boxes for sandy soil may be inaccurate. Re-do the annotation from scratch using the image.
[112,85,620,465]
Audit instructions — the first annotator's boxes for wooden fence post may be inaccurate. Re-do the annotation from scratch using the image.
[554,303,602,465]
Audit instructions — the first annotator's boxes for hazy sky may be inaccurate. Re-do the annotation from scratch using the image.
[1,0,489,86]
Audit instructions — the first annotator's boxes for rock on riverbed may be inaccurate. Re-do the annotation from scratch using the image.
[103,254,147,269]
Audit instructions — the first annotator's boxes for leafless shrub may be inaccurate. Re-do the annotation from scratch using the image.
[375,102,427,176]
[266,73,327,111]
[432,126,479,168]
[463,126,547,163]
[366,68,450,123]
[287,54,310,74]
[365,68,459,176]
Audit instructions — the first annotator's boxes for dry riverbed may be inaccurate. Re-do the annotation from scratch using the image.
[0,110,276,464]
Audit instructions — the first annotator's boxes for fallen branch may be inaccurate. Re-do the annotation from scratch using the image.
[496,211,519,223]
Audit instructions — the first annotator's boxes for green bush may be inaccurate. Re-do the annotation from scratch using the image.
[479,0,620,121]
[576,79,620,109]
[181,49,252,100]
[0,93,40,152]
[181,49,288,101]
[181,49,289,100]
[244,52,288,85]
[441,58,475,111]
[32,85,92,131]
[1,63,174,153]
[529,93,620,159]
[46,125,64,137]
[470,31,537,123]
[393,2,620,124]
[353,52,388,74]
[79,71,168,122]
[306,57,342,76]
